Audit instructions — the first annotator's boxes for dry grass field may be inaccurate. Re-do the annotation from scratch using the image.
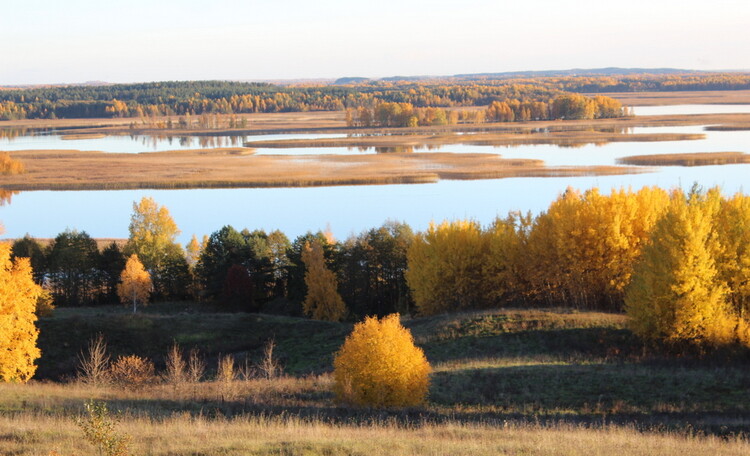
[2,307,748,455]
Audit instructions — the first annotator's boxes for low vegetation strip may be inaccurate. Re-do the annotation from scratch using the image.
[244,131,705,149]
[0,149,643,191]
[617,152,750,166]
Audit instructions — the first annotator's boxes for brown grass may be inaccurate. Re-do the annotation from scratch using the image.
[4,412,749,456]
[61,133,107,140]
[599,89,750,106]
[0,381,747,456]
[244,131,705,149]
[0,149,644,191]
[617,152,750,167]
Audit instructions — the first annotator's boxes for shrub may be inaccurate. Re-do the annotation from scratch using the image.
[76,400,130,456]
[77,334,111,386]
[163,342,186,385]
[333,314,430,407]
[109,355,155,387]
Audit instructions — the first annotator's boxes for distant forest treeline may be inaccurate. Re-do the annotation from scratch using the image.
[1,73,749,120]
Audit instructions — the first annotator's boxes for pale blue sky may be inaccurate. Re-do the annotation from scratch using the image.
[1,0,748,84]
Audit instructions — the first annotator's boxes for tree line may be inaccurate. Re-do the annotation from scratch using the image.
[406,186,750,350]
[3,72,739,120]
[11,186,750,351]
[11,198,414,320]
[346,94,624,127]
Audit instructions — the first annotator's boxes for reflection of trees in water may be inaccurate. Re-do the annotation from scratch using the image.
[375,146,416,154]
[121,135,250,150]
[0,190,18,206]
[0,128,27,140]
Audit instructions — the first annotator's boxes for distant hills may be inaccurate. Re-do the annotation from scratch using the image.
[453,67,702,79]
[333,68,709,85]
[4,68,745,89]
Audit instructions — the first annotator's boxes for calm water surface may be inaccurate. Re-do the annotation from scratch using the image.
[0,133,347,153]
[1,104,749,242]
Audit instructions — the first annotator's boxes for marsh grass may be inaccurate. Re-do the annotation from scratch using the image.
[617,152,750,167]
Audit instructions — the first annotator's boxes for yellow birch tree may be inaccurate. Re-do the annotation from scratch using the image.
[333,314,430,407]
[117,254,153,314]
[625,189,735,348]
[406,220,488,316]
[0,242,42,382]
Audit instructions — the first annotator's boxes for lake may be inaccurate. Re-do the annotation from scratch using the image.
[1,105,749,243]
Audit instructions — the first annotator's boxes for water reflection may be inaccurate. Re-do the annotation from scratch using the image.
[0,190,18,206]
[0,132,348,154]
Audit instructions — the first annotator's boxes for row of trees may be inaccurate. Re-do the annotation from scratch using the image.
[12,187,750,350]
[345,94,624,128]
[11,198,414,320]
[406,186,750,349]
[2,73,746,120]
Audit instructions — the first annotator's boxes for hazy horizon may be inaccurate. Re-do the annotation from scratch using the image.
[2,0,749,85]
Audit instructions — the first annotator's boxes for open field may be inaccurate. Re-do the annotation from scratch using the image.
[2,407,748,456]
[3,307,749,455]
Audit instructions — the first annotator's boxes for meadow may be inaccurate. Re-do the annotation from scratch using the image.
[2,307,748,455]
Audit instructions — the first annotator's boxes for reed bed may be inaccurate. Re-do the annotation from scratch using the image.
[617,152,750,167]
[244,131,705,149]
[0,149,645,192]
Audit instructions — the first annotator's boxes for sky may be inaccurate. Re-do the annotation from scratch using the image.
[1,0,749,85]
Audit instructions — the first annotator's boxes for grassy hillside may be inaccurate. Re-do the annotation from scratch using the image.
[12,306,748,454]
[36,302,353,380]
[37,305,634,380]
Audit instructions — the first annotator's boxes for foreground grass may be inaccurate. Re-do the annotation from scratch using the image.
[11,307,749,454]
[2,408,748,456]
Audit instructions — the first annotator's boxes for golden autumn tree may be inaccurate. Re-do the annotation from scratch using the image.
[715,193,750,319]
[525,187,669,310]
[625,189,735,348]
[406,220,488,316]
[301,241,346,321]
[0,242,42,382]
[125,196,181,273]
[333,314,430,407]
[185,234,202,268]
[483,212,534,305]
[117,254,153,314]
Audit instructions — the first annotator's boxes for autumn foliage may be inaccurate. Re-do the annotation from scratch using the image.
[301,241,346,321]
[625,189,749,349]
[406,220,488,316]
[404,186,750,351]
[0,152,24,175]
[117,254,152,313]
[0,242,42,382]
[333,314,430,407]
[406,187,671,315]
